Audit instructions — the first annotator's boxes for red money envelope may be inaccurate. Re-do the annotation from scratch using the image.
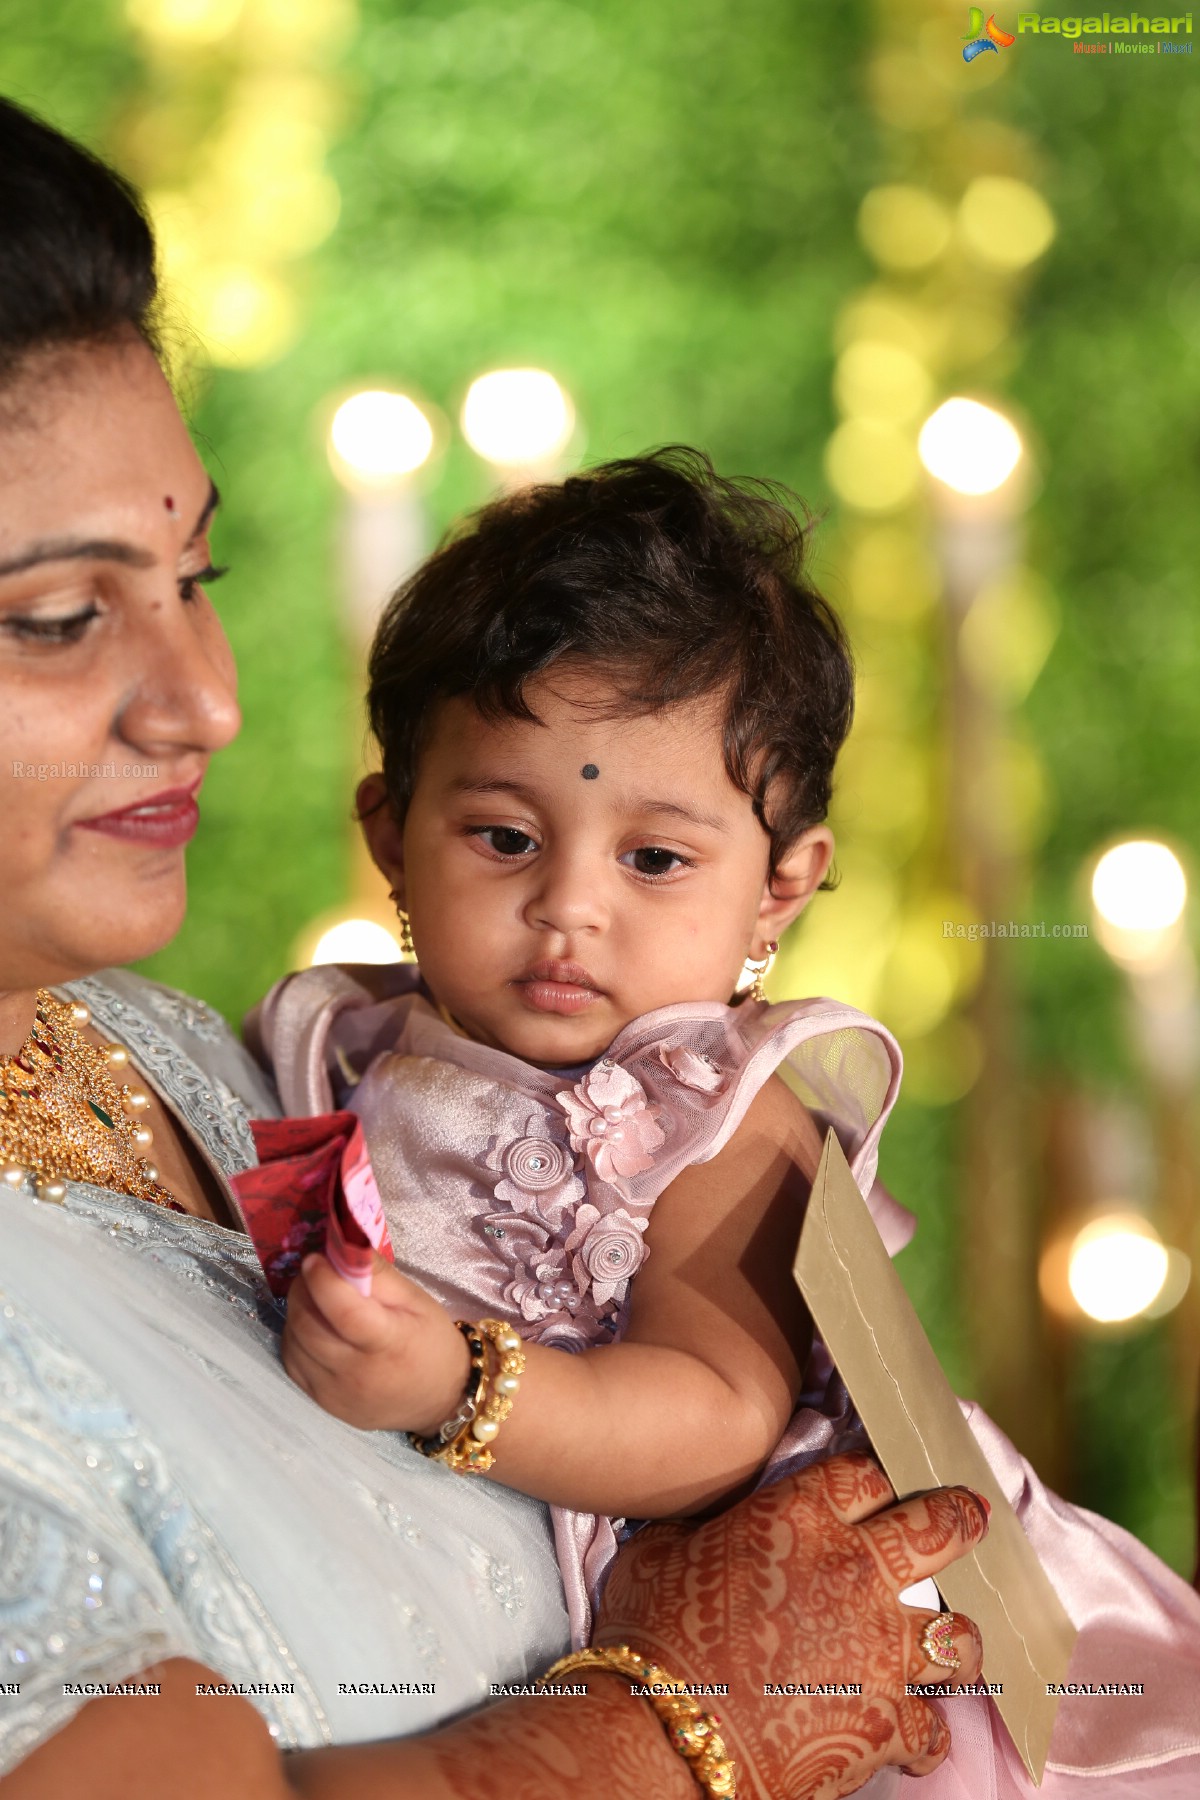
[232,1112,394,1298]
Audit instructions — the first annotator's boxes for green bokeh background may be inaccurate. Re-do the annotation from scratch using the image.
[3,0,1197,1571]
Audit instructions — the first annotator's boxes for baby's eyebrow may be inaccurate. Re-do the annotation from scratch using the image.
[630,796,731,835]
[451,776,545,805]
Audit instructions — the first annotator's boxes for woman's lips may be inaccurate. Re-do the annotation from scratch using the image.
[76,783,201,849]
[514,959,602,1016]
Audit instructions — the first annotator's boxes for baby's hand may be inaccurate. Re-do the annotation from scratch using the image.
[281,1254,470,1435]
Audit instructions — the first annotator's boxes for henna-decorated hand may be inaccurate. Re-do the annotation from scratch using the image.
[596,1452,989,1800]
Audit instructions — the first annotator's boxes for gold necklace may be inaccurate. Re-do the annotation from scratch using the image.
[0,990,176,1209]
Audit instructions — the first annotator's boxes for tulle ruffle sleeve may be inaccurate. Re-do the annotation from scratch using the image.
[581,993,913,1252]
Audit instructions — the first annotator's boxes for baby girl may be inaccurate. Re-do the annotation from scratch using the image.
[246,447,909,1640]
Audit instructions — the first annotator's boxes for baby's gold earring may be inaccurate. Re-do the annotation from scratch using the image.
[737,940,779,1004]
[388,889,416,960]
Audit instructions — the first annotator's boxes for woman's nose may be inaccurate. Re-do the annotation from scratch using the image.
[523,847,608,935]
[114,597,241,758]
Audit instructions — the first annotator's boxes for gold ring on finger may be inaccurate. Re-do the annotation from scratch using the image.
[918,1615,961,1671]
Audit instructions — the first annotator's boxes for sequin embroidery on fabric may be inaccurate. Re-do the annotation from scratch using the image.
[139,985,230,1046]
[0,1284,330,1765]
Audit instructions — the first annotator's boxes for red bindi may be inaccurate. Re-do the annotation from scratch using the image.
[164,495,178,515]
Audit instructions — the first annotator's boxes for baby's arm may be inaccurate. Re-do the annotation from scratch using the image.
[282,1075,820,1518]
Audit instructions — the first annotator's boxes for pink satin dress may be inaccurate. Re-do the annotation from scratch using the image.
[248,962,1200,1797]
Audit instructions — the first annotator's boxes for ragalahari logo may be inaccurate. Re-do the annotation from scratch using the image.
[963,8,1017,57]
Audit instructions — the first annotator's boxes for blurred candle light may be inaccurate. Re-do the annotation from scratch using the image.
[918,398,1022,496]
[328,389,435,493]
[461,369,574,471]
[1091,840,1188,969]
[1065,1214,1170,1324]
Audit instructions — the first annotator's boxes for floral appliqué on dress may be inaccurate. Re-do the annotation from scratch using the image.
[478,1063,670,1339]
[556,1061,666,1191]
[477,1054,732,1339]
[483,1117,584,1222]
[656,1041,728,1096]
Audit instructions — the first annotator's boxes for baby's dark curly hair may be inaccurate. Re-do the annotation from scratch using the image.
[366,446,854,885]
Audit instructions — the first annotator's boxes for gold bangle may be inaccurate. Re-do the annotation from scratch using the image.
[540,1644,737,1799]
[408,1318,525,1474]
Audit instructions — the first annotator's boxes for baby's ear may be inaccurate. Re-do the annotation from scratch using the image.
[356,773,406,900]
[755,826,835,944]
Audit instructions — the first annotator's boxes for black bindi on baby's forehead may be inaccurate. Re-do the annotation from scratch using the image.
[580,763,599,780]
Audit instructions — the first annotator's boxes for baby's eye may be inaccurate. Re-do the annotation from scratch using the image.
[624,846,692,878]
[471,826,539,858]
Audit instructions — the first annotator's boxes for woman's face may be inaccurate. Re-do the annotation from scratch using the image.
[0,337,240,1000]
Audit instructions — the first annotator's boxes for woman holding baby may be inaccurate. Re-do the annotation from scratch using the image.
[0,96,1197,1800]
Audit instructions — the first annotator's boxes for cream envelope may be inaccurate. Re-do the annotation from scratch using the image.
[792,1130,1078,1784]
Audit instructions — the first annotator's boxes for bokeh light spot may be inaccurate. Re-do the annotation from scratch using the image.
[197,266,296,367]
[461,369,574,468]
[1067,1216,1169,1324]
[918,397,1022,495]
[309,918,403,966]
[958,177,1056,272]
[825,421,920,513]
[858,185,952,272]
[1092,841,1188,934]
[126,0,244,44]
[329,391,435,489]
[834,342,932,425]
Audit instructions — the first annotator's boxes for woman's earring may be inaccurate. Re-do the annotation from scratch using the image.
[737,940,778,1004]
[388,889,416,960]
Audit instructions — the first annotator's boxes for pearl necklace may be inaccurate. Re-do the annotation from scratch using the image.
[0,990,176,1209]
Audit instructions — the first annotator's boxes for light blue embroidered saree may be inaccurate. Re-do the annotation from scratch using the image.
[0,970,569,1774]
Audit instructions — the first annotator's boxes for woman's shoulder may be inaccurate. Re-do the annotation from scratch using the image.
[63,969,280,1122]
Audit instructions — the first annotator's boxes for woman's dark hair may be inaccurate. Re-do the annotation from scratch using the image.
[0,96,159,381]
[366,447,854,885]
